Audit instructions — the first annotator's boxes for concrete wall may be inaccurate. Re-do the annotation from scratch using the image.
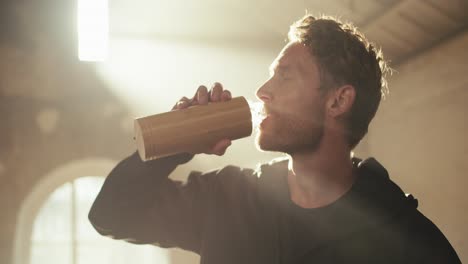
[369,31,468,261]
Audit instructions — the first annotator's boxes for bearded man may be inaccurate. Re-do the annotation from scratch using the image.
[89,15,460,264]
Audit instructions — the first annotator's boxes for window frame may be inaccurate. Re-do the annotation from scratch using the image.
[13,158,117,264]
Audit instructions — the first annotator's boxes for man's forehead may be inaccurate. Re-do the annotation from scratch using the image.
[269,42,314,72]
[269,46,295,72]
[272,45,293,66]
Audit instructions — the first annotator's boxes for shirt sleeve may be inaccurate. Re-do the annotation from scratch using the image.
[88,151,218,253]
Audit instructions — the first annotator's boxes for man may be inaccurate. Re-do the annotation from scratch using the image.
[89,15,460,263]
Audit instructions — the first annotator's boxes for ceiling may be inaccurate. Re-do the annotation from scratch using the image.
[110,0,468,65]
[1,0,467,101]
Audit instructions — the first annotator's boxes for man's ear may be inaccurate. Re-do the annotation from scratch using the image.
[326,85,356,118]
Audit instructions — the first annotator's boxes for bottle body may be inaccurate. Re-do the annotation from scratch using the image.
[134,96,252,161]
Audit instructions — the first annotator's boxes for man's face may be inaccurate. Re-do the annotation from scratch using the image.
[255,41,326,154]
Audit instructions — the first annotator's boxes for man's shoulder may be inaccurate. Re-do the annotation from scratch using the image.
[204,157,288,196]
[396,208,461,262]
[354,158,460,262]
[202,163,257,193]
[354,159,446,232]
[212,156,289,181]
[255,156,289,178]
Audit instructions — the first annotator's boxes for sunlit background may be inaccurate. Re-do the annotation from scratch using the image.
[77,0,108,61]
[1,0,467,264]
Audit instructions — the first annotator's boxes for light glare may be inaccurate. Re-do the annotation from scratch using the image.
[78,0,108,61]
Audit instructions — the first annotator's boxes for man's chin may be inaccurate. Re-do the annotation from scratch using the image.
[255,141,270,152]
[254,134,267,151]
[255,134,280,153]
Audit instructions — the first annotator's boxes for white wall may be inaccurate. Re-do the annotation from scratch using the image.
[369,31,468,261]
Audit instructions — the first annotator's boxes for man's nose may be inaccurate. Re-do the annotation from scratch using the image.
[255,80,272,102]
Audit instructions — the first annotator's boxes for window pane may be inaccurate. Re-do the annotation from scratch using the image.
[30,177,170,264]
[75,176,105,242]
[77,242,170,264]
[30,243,72,264]
[74,176,170,264]
[30,183,72,264]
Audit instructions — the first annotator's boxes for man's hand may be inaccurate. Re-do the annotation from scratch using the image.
[172,82,233,156]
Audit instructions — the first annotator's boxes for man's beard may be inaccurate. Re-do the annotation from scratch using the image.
[255,111,324,155]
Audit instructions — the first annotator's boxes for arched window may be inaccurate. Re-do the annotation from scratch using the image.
[30,176,169,264]
[14,159,171,264]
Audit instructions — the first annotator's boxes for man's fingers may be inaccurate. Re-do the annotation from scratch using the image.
[173,96,190,110]
[171,83,233,156]
[210,82,223,102]
[197,85,209,105]
[221,90,232,101]
[172,83,231,114]
[189,83,231,107]
[209,139,232,156]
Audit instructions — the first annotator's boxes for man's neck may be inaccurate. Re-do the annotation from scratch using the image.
[287,136,356,209]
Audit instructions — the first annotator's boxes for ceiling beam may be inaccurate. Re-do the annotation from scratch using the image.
[393,23,468,66]
[359,0,408,30]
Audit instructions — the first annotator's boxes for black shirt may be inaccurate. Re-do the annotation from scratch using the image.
[89,153,461,264]
[277,164,360,263]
